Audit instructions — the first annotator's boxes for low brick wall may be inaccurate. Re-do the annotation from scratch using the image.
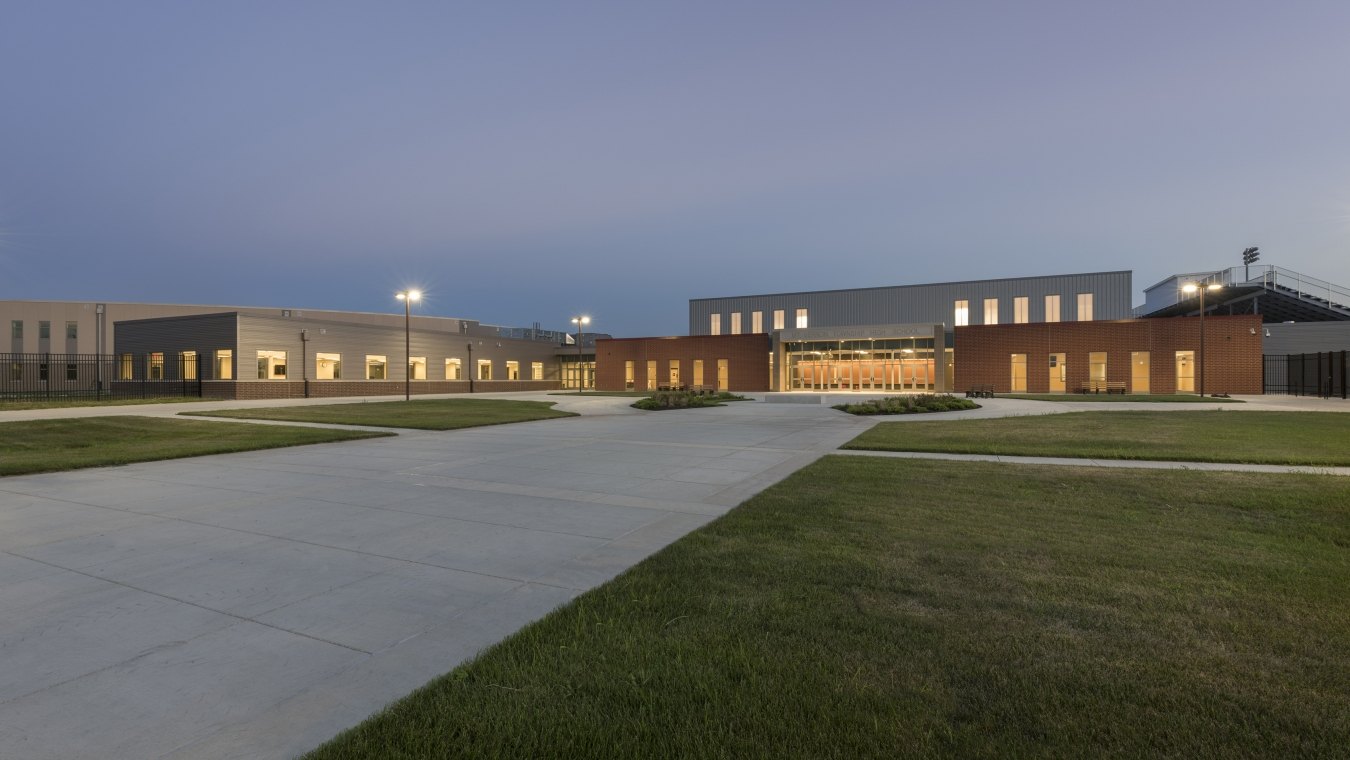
[201,380,561,400]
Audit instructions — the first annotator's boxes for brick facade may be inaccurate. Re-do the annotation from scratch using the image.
[596,334,771,392]
[954,315,1263,395]
[198,380,560,400]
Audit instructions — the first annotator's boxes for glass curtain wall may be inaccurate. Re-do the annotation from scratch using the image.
[785,337,936,391]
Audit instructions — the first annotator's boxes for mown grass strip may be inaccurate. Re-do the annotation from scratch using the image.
[186,398,576,430]
[0,416,389,477]
[843,410,1350,466]
[999,393,1239,403]
[306,457,1350,759]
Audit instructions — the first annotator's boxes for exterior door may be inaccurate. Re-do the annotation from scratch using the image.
[1048,353,1066,392]
[1010,354,1027,392]
[717,359,728,390]
[1131,352,1150,394]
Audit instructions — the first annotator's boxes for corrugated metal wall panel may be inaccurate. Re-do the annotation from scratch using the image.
[689,272,1133,334]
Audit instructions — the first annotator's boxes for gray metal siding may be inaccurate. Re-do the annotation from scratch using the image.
[1264,322,1350,354]
[689,271,1133,335]
[114,313,239,380]
[238,315,563,382]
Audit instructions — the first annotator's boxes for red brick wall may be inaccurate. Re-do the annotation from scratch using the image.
[200,380,560,400]
[596,334,771,391]
[954,316,1263,394]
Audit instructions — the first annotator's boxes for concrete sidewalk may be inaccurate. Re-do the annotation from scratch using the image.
[0,399,875,759]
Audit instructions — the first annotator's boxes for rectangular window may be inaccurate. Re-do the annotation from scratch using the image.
[39,321,50,340]
[445,358,462,380]
[9,362,20,381]
[66,321,78,340]
[693,359,704,386]
[1045,294,1061,323]
[1089,351,1107,384]
[710,313,721,335]
[751,311,763,333]
[1131,351,1150,394]
[1014,297,1029,324]
[1010,354,1027,392]
[954,300,969,327]
[10,320,21,340]
[669,359,680,387]
[531,361,544,380]
[365,355,387,380]
[215,349,233,380]
[181,351,198,380]
[409,356,427,380]
[316,352,342,380]
[795,308,808,329]
[1176,350,1195,392]
[773,309,785,330]
[625,360,635,389]
[119,354,133,380]
[66,363,78,381]
[258,350,287,379]
[147,352,164,380]
[730,313,742,334]
[506,360,520,380]
[477,359,492,380]
[1077,293,1094,321]
[983,298,999,325]
[646,360,657,391]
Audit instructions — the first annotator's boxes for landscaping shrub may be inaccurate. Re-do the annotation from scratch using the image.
[832,393,978,415]
[632,391,740,410]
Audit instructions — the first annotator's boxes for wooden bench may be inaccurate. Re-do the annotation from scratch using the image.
[656,383,688,392]
[687,385,717,396]
[965,385,994,398]
[1079,381,1127,394]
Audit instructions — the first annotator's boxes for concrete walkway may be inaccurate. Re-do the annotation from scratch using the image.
[0,397,875,759]
[1,391,1346,758]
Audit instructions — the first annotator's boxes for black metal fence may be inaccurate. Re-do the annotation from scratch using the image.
[1,353,202,401]
[1263,351,1347,398]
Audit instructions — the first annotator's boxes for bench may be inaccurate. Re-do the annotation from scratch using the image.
[656,383,688,392]
[687,385,717,396]
[1079,381,1127,394]
[965,385,994,398]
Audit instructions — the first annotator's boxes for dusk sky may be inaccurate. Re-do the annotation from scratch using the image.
[3,2,1348,336]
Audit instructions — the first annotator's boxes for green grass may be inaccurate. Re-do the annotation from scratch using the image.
[0,396,211,411]
[843,410,1350,466]
[185,398,576,430]
[1000,393,1240,403]
[306,457,1350,759]
[0,416,389,477]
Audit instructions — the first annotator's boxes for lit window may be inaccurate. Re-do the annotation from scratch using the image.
[531,361,544,380]
[258,350,287,379]
[316,352,342,380]
[409,356,427,380]
[181,351,198,380]
[710,313,721,335]
[477,359,492,380]
[693,359,704,386]
[954,300,969,327]
[646,360,657,390]
[506,360,520,380]
[1045,294,1061,323]
[365,355,387,380]
[669,359,680,386]
[1077,293,1094,321]
[445,358,462,380]
[147,352,165,380]
[1010,353,1027,392]
[119,354,133,380]
[730,313,742,334]
[773,310,785,330]
[751,311,763,333]
[66,321,78,340]
[984,298,998,325]
[1089,351,1107,383]
[1014,297,1029,324]
[39,321,50,340]
[215,349,233,380]
[795,308,808,328]
[625,360,635,389]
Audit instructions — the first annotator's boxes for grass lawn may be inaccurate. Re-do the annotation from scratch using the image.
[0,396,210,411]
[185,398,576,430]
[1000,393,1240,403]
[843,410,1350,466]
[0,416,389,477]
[306,457,1350,759]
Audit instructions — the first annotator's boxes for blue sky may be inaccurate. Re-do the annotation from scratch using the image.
[2,1,1348,336]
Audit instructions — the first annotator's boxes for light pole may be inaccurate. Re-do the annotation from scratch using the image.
[571,315,590,394]
[1182,281,1222,396]
[395,289,421,401]
[466,342,474,393]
